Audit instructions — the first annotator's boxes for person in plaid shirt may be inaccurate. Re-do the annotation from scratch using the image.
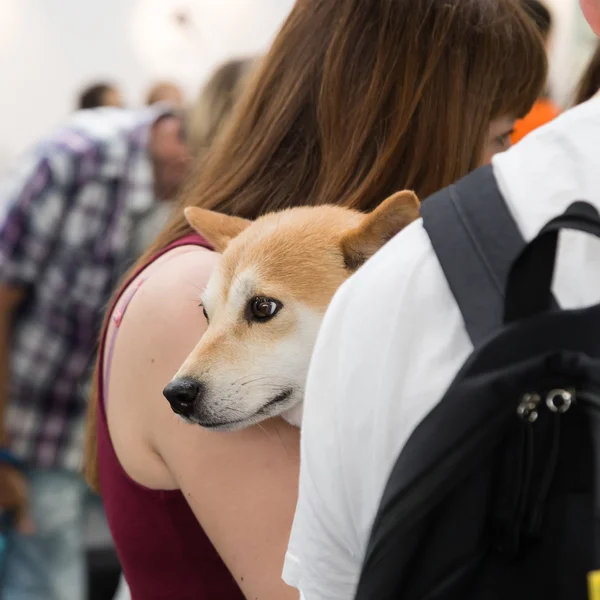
[0,105,191,599]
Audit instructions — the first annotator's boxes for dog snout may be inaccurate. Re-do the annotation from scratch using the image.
[163,378,205,417]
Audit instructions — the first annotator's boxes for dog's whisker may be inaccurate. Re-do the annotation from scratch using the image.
[238,384,288,392]
[257,423,273,442]
[230,374,276,386]
[229,374,258,387]
[240,377,279,387]
[222,405,248,417]
[233,374,296,387]
[184,280,207,297]
[275,424,292,456]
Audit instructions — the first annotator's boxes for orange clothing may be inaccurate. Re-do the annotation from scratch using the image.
[511,98,560,144]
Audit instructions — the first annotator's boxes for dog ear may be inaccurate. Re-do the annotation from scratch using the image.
[341,190,420,270]
[184,207,251,253]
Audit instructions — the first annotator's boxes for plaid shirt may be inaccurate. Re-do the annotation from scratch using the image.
[0,107,171,470]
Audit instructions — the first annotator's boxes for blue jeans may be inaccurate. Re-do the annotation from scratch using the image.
[2,469,87,600]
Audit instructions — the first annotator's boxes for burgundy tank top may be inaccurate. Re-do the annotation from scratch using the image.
[96,234,244,599]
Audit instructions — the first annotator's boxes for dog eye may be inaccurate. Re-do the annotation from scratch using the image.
[248,297,282,322]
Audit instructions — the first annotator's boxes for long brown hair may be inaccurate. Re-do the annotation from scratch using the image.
[575,41,600,105]
[85,0,546,489]
[187,58,256,158]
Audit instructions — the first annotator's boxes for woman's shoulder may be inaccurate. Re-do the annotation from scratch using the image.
[111,244,216,330]
[136,243,219,303]
[112,243,218,366]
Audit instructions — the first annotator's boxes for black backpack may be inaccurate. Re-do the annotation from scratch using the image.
[354,166,600,600]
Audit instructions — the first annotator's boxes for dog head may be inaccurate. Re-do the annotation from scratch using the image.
[163,191,419,430]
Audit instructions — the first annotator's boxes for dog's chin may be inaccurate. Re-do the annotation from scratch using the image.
[197,415,267,432]
[191,388,301,431]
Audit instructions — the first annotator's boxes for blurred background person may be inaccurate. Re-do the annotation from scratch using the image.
[575,40,600,103]
[78,82,124,110]
[134,57,256,255]
[145,81,185,108]
[0,105,190,600]
[186,57,256,161]
[511,0,561,144]
[0,1,295,187]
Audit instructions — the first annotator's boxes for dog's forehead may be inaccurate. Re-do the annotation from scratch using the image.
[208,207,362,307]
[231,207,361,262]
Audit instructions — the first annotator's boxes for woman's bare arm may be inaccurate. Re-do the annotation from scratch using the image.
[106,248,300,599]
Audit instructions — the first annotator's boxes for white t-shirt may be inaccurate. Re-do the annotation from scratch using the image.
[283,96,600,600]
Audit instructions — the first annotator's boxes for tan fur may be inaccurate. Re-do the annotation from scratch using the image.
[341,191,422,270]
[201,190,418,307]
[184,207,250,253]
[169,191,419,430]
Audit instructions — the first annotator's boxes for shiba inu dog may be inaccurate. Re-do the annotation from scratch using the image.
[163,191,419,430]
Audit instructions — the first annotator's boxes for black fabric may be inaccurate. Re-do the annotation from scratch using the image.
[355,191,600,600]
[420,166,525,346]
[504,201,600,322]
[421,165,557,346]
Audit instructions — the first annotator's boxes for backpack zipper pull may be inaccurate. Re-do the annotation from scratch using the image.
[517,393,541,423]
[492,394,539,556]
[527,389,573,536]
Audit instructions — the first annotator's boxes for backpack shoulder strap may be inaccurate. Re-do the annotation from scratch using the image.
[420,165,526,346]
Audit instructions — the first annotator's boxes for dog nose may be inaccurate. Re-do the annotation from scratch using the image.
[163,378,204,414]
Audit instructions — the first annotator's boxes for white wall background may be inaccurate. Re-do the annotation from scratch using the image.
[0,0,295,175]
